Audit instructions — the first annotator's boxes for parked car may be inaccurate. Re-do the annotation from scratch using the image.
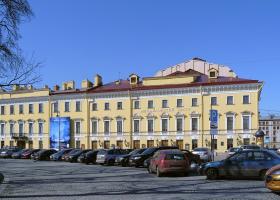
[148,150,190,177]
[0,148,21,158]
[34,149,57,161]
[116,148,147,167]
[227,147,240,156]
[129,146,178,167]
[50,149,73,161]
[22,149,41,159]
[239,145,261,151]
[202,149,280,180]
[61,149,80,161]
[96,149,128,165]
[192,148,213,162]
[77,150,99,164]
[181,149,202,164]
[67,149,91,163]
[265,164,280,192]
[11,149,29,159]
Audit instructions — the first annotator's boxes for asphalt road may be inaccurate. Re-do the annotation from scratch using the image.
[0,159,279,200]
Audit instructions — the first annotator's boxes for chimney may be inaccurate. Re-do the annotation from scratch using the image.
[94,74,102,87]
[62,81,75,90]
[53,85,60,91]
[12,84,20,91]
[81,79,93,88]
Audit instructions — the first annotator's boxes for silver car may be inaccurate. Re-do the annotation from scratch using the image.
[192,148,213,162]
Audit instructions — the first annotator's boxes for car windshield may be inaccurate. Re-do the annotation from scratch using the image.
[193,148,208,152]
[141,148,157,155]
[165,153,185,160]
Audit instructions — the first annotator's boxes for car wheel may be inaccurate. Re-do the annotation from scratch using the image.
[206,168,218,180]
[156,167,162,177]
[259,169,267,181]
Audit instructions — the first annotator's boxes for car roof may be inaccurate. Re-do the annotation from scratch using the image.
[158,149,183,154]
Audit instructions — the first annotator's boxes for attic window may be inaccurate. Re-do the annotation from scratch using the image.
[210,71,216,78]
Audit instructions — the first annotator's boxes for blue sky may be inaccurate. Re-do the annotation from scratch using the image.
[19,0,280,114]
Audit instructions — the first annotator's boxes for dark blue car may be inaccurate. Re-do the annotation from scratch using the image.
[202,149,280,180]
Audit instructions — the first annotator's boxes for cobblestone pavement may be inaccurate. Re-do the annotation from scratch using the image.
[0,159,279,200]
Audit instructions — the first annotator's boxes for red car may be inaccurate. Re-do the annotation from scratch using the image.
[148,150,190,177]
[21,149,41,159]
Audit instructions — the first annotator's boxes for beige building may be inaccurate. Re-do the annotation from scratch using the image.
[0,58,263,152]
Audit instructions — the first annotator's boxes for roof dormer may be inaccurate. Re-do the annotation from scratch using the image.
[208,68,219,79]
[129,73,139,85]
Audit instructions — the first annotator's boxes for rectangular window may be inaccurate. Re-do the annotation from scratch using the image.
[134,100,140,109]
[148,100,153,109]
[29,104,33,114]
[177,99,183,107]
[227,138,233,149]
[104,121,110,134]
[38,103,44,113]
[28,123,33,136]
[117,102,122,110]
[243,95,250,104]
[0,124,4,136]
[191,118,198,131]
[192,139,198,150]
[162,100,168,108]
[147,119,154,133]
[0,106,5,115]
[213,139,217,150]
[75,121,81,134]
[19,123,24,137]
[211,97,217,105]
[243,116,250,130]
[64,102,70,112]
[227,116,234,131]
[53,102,58,113]
[75,140,80,149]
[176,118,183,132]
[9,124,14,136]
[91,120,97,135]
[192,98,198,107]
[92,103,97,111]
[10,105,14,115]
[133,119,140,133]
[117,120,123,134]
[105,103,110,110]
[227,96,234,105]
[19,104,24,114]
[76,101,81,112]
[38,123,43,136]
[161,118,168,132]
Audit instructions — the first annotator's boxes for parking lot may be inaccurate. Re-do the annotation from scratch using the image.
[0,159,279,200]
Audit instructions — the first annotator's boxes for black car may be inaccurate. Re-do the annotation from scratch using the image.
[22,149,41,159]
[77,150,99,164]
[50,149,73,161]
[129,146,178,167]
[11,149,29,159]
[0,148,21,158]
[34,149,57,161]
[67,149,91,163]
[116,148,147,167]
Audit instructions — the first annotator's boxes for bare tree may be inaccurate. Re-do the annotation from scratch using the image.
[0,0,41,90]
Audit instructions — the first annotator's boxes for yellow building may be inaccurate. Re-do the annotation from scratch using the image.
[0,59,263,152]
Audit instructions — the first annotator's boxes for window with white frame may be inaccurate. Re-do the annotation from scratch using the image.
[29,104,33,114]
[192,98,198,107]
[116,119,123,134]
[117,102,122,110]
[133,119,140,133]
[91,120,98,135]
[104,120,110,134]
[76,101,81,112]
[176,118,183,132]
[191,118,198,131]
[177,99,183,107]
[0,106,5,115]
[9,123,14,136]
[243,95,250,104]
[161,118,168,133]
[226,116,234,131]
[0,123,5,136]
[92,103,97,111]
[75,121,81,135]
[28,122,33,136]
[134,100,140,109]
[147,119,154,133]
[104,102,110,110]
[148,100,153,109]
[227,96,234,105]
[38,103,44,113]
[19,122,24,136]
[65,102,70,112]
[162,100,168,108]
[243,115,250,131]
[19,104,24,114]
[38,122,43,136]
[53,102,59,113]
[211,97,217,105]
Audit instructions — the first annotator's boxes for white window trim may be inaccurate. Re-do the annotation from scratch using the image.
[116,119,123,135]
[242,114,251,132]
[133,119,140,134]
[91,119,98,135]
[147,118,154,134]
[176,116,184,134]
[227,96,234,105]
[74,120,82,136]
[160,117,169,135]
[190,117,199,132]
[243,94,251,104]
[75,100,82,112]
[103,120,110,135]
[64,101,70,112]
[225,115,235,133]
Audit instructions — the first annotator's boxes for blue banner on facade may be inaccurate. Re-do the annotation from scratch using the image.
[50,117,71,150]
[210,110,218,135]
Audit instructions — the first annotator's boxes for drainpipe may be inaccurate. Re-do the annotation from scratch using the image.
[200,86,204,147]
[128,90,133,149]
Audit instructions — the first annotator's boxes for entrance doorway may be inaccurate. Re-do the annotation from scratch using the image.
[1,141,4,148]
[133,140,140,149]
[104,141,110,149]
[28,141,33,149]
[176,140,183,149]
[161,140,168,147]
[91,141,97,150]
[17,141,26,149]
[116,141,123,149]
[147,140,154,148]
